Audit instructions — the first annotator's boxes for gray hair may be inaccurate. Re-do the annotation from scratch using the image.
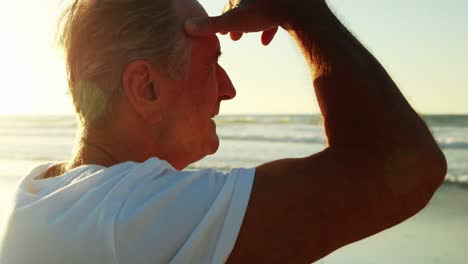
[57,0,188,127]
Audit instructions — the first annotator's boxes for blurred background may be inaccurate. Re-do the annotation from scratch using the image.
[0,0,467,263]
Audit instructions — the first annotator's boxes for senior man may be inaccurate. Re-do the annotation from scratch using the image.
[0,0,446,263]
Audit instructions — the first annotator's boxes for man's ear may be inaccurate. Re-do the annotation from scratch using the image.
[122,60,162,124]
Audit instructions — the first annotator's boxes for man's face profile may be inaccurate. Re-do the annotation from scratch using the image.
[140,0,237,165]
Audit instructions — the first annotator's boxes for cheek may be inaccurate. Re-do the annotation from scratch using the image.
[191,71,219,111]
[205,70,220,103]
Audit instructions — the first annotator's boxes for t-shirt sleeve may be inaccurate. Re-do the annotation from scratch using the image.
[113,162,255,264]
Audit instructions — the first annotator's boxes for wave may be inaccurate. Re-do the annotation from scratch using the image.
[219,135,468,149]
[1,115,468,150]
[424,115,468,128]
[214,115,323,125]
[216,115,468,127]
[437,139,468,149]
[187,164,234,172]
[1,114,468,127]
[444,175,468,188]
[219,134,325,144]
[0,153,68,162]
[0,115,77,127]
[2,131,468,150]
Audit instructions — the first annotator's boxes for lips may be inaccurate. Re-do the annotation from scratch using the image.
[211,108,219,118]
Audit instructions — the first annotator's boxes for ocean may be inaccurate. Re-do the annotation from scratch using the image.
[0,114,467,186]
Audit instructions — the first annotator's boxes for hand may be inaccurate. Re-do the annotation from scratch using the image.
[185,0,323,45]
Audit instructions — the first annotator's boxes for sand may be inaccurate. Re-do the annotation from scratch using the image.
[319,185,468,264]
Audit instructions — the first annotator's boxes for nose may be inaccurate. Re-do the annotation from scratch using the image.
[216,64,236,101]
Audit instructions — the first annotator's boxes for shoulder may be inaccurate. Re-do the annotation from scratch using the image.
[115,160,256,215]
[113,161,256,263]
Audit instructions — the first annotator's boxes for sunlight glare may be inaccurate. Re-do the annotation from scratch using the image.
[0,1,73,115]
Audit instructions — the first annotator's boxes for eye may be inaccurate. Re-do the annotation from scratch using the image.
[208,51,222,73]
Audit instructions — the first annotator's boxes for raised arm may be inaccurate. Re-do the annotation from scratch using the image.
[186,1,446,263]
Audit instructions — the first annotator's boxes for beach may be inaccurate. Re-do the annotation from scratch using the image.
[320,184,468,264]
[1,115,467,263]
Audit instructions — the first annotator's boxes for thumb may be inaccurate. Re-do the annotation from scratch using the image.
[185,16,217,36]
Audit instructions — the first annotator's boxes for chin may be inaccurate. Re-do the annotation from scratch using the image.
[206,135,220,155]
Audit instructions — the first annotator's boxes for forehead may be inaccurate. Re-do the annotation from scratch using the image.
[173,0,220,55]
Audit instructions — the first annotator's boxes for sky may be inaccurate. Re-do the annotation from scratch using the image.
[0,0,466,115]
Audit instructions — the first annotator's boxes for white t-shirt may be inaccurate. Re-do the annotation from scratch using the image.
[0,158,255,264]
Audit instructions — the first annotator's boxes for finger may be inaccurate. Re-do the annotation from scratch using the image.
[185,4,271,37]
[261,27,279,46]
[219,2,231,35]
[230,31,243,41]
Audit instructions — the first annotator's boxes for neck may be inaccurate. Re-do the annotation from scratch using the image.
[68,140,121,169]
[66,113,195,172]
[67,123,155,170]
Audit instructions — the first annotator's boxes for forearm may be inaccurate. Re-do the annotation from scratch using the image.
[286,3,438,152]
